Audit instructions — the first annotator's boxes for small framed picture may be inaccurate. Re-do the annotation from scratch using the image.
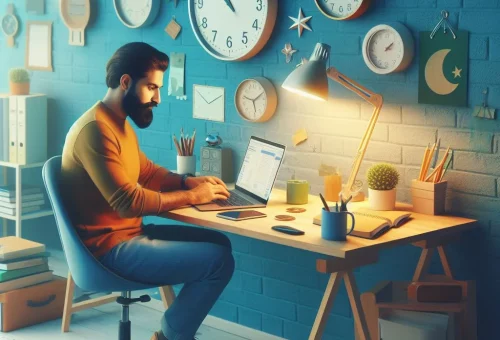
[25,21,53,71]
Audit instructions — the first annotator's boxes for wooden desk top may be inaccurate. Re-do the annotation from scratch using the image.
[162,189,477,259]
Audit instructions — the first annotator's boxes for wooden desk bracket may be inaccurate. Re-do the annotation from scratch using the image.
[316,252,379,274]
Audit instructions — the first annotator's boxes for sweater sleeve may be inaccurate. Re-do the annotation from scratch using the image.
[138,150,171,191]
[73,121,161,218]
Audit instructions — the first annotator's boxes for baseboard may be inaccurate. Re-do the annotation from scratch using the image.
[145,298,285,340]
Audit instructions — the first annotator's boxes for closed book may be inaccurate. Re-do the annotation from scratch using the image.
[0,236,46,261]
[0,199,44,210]
[0,255,49,271]
[313,202,412,239]
[0,263,49,283]
[0,193,44,204]
[0,270,53,293]
[0,205,42,216]
[0,257,49,270]
[0,185,42,198]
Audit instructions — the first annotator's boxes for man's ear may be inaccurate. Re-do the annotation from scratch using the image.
[119,74,132,91]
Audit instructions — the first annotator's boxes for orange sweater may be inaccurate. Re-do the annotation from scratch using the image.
[61,102,170,258]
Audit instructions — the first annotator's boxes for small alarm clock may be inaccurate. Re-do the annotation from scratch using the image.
[205,134,223,147]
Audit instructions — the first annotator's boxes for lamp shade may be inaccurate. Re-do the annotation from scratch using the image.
[282,43,331,101]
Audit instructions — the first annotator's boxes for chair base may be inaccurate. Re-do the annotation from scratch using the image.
[62,271,176,334]
[119,320,131,340]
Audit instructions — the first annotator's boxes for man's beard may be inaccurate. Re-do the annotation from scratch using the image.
[122,87,157,129]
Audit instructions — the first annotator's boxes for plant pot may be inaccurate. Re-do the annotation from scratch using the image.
[368,188,396,210]
[9,82,30,95]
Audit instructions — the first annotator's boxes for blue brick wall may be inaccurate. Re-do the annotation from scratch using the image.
[1,0,499,339]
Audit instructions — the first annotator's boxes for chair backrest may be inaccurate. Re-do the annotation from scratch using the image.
[42,156,151,292]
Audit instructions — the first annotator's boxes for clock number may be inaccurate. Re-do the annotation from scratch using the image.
[212,30,217,41]
[242,32,248,44]
[226,36,233,48]
[252,19,258,30]
[197,0,203,9]
[339,6,343,13]
[256,0,262,11]
[347,4,351,11]
[331,3,335,11]
[201,17,208,29]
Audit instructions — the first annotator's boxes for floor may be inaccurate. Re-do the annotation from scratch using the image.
[0,249,248,340]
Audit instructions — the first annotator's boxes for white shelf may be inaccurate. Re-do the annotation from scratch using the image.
[0,209,53,221]
[0,160,46,169]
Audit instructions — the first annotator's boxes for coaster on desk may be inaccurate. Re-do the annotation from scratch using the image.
[286,207,306,213]
[275,215,296,221]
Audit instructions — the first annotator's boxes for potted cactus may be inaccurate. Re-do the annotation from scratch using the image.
[367,163,400,210]
[8,68,30,95]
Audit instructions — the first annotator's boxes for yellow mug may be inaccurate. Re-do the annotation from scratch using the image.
[287,180,309,205]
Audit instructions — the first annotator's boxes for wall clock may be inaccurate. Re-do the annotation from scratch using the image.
[60,0,91,46]
[1,4,19,47]
[362,23,415,75]
[188,0,278,61]
[235,77,277,123]
[314,0,371,21]
[113,0,160,28]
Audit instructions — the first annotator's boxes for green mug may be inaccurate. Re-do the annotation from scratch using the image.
[286,180,309,205]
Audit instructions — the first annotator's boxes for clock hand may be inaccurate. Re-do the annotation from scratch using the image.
[384,42,394,51]
[252,101,256,115]
[196,90,210,104]
[208,94,223,104]
[223,0,236,12]
[243,95,252,101]
[252,91,264,101]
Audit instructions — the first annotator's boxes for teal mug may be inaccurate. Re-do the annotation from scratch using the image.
[321,208,355,241]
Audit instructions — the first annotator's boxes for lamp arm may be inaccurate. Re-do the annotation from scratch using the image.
[326,67,384,199]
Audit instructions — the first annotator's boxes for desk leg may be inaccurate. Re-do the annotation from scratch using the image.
[345,271,371,340]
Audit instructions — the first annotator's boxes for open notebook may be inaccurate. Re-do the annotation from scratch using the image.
[313,205,412,239]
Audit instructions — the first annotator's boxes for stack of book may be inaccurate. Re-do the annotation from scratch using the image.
[0,184,46,216]
[0,236,52,294]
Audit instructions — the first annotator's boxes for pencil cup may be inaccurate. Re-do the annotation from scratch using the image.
[321,208,355,241]
[411,179,447,215]
[177,155,196,175]
[286,180,309,205]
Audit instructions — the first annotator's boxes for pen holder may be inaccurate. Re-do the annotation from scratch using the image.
[177,155,196,175]
[287,180,309,205]
[324,174,342,201]
[321,208,355,241]
[411,179,447,215]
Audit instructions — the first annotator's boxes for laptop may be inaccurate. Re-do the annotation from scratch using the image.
[194,136,286,212]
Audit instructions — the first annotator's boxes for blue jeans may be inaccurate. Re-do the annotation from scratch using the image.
[99,224,235,340]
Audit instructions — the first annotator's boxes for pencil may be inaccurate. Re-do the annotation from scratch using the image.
[423,142,436,178]
[419,145,430,181]
[173,134,182,156]
[190,129,196,155]
[438,150,453,182]
[424,146,450,182]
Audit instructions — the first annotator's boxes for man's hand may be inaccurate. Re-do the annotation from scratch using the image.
[189,182,230,204]
[185,176,228,190]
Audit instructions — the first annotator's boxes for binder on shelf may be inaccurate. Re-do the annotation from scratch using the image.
[8,96,17,163]
[0,95,8,162]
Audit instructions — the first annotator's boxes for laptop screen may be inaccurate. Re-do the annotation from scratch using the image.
[236,137,286,201]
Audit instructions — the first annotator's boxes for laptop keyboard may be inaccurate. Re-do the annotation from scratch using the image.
[214,192,254,207]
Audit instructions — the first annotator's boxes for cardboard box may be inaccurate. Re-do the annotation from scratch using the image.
[379,310,451,340]
[0,275,66,331]
[411,179,447,215]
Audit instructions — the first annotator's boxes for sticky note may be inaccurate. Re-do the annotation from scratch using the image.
[292,128,308,146]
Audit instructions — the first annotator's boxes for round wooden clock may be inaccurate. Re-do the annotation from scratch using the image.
[315,0,371,21]
[113,0,160,28]
[188,0,278,61]
[235,77,277,122]
[362,23,415,75]
[1,4,18,47]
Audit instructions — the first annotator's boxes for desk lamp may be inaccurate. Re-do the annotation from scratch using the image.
[282,43,384,205]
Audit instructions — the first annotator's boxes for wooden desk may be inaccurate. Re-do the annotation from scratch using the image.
[161,189,477,340]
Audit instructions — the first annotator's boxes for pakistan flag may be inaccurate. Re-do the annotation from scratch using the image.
[418,31,469,106]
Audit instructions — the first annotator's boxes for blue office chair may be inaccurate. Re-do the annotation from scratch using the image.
[42,156,160,340]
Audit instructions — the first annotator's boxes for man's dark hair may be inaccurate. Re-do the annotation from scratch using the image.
[106,42,169,89]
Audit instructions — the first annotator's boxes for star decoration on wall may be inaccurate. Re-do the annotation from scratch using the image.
[281,43,297,63]
[289,8,312,38]
[452,66,462,78]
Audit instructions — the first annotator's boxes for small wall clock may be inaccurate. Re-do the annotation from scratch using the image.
[188,0,278,61]
[362,22,415,75]
[113,0,160,28]
[1,4,19,47]
[235,77,277,123]
[315,0,371,21]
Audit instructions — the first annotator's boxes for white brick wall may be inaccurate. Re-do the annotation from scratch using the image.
[389,125,436,146]
[402,105,456,128]
[361,103,402,123]
[453,151,500,176]
[438,129,493,153]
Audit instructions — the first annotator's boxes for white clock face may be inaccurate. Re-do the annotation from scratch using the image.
[236,80,268,121]
[114,0,156,28]
[316,0,362,19]
[189,0,277,61]
[1,15,18,35]
[366,28,403,73]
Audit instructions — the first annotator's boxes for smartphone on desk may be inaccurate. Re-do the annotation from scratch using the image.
[216,210,267,221]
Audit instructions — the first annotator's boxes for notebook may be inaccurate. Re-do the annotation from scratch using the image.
[313,204,412,239]
[0,271,53,293]
[0,237,46,261]
[0,253,49,271]
[0,263,50,283]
